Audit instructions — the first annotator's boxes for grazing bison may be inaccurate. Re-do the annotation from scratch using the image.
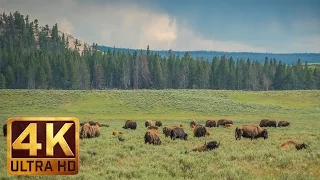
[235,124,268,140]
[155,121,162,127]
[163,126,179,137]
[148,125,159,130]
[278,120,290,127]
[80,123,100,139]
[193,125,207,137]
[217,119,233,127]
[190,120,196,128]
[145,120,153,127]
[259,119,277,127]
[225,124,233,128]
[144,130,161,145]
[170,127,188,140]
[3,124,7,137]
[192,140,221,152]
[205,120,216,128]
[123,120,137,130]
[280,140,308,150]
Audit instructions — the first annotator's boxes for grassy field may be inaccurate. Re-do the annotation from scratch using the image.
[0,89,320,179]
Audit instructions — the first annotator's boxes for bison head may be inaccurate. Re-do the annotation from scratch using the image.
[184,133,188,140]
[263,129,269,139]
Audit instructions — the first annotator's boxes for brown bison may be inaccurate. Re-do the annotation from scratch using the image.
[148,125,159,130]
[190,120,196,128]
[278,120,290,127]
[193,125,207,137]
[217,119,233,127]
[235,124,268,140]
[170,127,188,140]
[3,124,7,137]
[225,124,233,128]
[144,129,161,145]
[155,121,162,127]
[192,141,221,152]
[205,120,216,128]
[80,123,100,139]
[145,120,153,127]
[259,119,277,127]
[280,140,308,150]
[163,126,179,137]
[180,124,184,128]
[123,120,137,130]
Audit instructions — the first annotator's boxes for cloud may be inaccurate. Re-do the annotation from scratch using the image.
[56,18,74,34]
[1,0,313,53]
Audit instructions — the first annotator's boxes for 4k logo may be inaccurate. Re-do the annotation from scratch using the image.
[7,117,79,175]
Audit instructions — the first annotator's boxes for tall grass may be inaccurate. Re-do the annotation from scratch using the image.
[0,90,319,179]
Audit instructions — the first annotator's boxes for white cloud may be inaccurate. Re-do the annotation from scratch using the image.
[0,0,273,52]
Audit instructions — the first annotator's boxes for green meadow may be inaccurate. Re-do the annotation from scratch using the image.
[0,89,320,179]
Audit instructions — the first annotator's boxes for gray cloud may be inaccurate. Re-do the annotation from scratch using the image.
[2,0,317,52]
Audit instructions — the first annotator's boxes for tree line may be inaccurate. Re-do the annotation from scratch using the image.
[0,11,319,90]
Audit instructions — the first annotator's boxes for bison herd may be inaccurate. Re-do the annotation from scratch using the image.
[1,118,306,152]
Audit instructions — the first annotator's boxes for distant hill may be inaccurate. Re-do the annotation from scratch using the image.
[98,46,320,64]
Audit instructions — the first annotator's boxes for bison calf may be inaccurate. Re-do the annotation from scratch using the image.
[217,119,233,127]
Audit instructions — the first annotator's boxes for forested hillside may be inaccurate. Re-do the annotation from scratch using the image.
[0,11,319,90]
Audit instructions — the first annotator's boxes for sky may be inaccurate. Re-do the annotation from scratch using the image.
[0,0,320,53]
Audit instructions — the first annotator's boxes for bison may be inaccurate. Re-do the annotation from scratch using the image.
[180,124,184,128]
[225,124,233,128]
[235,124,268,140]
[193,125,207,137]
[80,123,100,139]
[191,140,221,152]
[170,127,188,140]
[3,124,7,137]
[123,120,137,130]
[163,126,179,137]
[280,140,308,150]
[278,120,290,127]
[145,120,153,127]
[190,120,196,128]
[205,120,216,128]
[144,129,161,145]
[206,140,221,150]
[259,119,277,127]
[217,119,233,127]
[155,121,162,127]
[112,130,120,136]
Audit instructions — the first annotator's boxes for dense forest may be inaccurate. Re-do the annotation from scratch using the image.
[98,46,320,65]
[0,11,319,90]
